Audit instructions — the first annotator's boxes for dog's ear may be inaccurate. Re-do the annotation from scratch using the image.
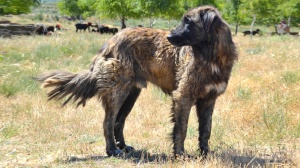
[200,10,219,32]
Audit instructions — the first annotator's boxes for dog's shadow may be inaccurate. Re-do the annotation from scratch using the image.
[65,149,169,164]
[64,148,292,167]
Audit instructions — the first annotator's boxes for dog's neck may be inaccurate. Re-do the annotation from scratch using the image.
[191,42,217,63]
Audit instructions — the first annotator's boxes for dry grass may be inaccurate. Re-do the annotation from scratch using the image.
[0,28,299,167]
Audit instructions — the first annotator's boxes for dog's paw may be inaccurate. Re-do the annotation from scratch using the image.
[123,145,134,153]
[107,149,123,157]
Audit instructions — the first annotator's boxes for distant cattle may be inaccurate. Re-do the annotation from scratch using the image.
[55,24,70,31]
[47,26,55,32]
[109,27,118,35]
[99,25,110,34]
[92,24,118,35]
[55,24,62,30]
[35,24,56,35]
[243,29,260,36]
[75,22,92,32]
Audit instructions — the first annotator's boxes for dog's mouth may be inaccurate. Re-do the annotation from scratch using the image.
[167,34,190,47]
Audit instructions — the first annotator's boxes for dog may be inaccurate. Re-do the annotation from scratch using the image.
[243,29,260,36]
[35,5,238,158]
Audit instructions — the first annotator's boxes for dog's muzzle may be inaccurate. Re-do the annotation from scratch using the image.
[167,33,190,47]
[167,33,182,46]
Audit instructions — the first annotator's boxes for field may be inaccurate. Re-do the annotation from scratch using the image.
[1,18,300,167]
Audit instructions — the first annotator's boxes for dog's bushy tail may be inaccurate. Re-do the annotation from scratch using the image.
[35,70,97,107]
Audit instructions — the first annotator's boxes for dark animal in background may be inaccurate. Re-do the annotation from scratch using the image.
[93,25,118,35]
[91,24,100,33]
[243,29,260,36]
[99,25,110,34]
[47,26,55,32]
[75,22,92,32]
[35,6,237,158]
[35,24,55,35]
[109,27,118,35]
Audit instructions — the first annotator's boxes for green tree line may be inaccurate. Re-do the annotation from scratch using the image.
[57,0,300,28]
[0,0,41,15]
[1,0,299,29]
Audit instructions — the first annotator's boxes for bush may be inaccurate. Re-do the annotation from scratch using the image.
[33,13,44,21]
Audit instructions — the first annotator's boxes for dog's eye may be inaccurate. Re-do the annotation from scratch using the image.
[200,11,205,18]
[184,17,192,24]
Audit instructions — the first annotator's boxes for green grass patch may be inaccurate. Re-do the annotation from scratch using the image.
[262,108,289,140]
[151,86,170,103]
[281,71,300,84]
[0,122,20,144]
[33,43,62,60]
[187,126,197,138]
[76,134,100,144]
[2,50,26,63]
[0,75,39,97]
[237,86,252,100]
[257,92,294,142]
[245,46,265,55]
[0,82,20,97]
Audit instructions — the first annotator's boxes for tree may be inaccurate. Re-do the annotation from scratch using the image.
[182,0,217,10]
[94,0,142,29]
[219,0,242,35]
[77,0,97,18]
[221,0,300,27]
[276,0,300,26]
[139,0,184,27]
[158,0,185,29]
[139,0,161,27]
[57,0,88,20]
[158,0,184,20]
[0,0,40,15]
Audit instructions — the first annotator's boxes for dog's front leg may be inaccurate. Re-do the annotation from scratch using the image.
[171,96,193,158]
[195,99,216,157]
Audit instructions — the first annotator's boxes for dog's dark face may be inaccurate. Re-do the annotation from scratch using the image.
[167,6,221,47]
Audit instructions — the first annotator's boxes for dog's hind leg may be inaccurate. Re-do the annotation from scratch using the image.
[195,99,216,157]
[114,86,141,153]
[101,84,133,157]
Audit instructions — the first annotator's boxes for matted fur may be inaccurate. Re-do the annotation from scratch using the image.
[36,5,237,157]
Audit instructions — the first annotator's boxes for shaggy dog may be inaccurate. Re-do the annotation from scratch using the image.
[35,5,237,158]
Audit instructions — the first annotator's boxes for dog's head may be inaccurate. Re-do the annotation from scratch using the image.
[167,6,222,47]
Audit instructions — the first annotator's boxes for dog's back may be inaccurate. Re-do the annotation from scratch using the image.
[91,27,189,94]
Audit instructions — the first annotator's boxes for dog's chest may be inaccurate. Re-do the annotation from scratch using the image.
[179,61,228,99]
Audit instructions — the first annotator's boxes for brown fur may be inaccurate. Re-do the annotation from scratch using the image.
[35,5,237,157]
